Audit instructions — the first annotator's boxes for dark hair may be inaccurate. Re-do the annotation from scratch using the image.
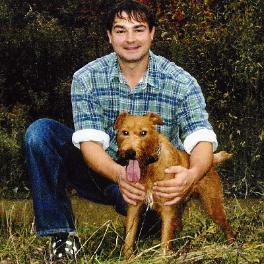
[106,0,156,31]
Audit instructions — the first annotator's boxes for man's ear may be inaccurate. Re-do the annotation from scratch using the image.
[114,112,129,130]
[150,26,155,40]
[107,30,112,44]
[147,112,164,125]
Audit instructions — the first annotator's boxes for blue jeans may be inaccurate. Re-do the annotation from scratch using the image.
[24,118,127,236]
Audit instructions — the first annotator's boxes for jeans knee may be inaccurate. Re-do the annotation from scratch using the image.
[25,118,55,151]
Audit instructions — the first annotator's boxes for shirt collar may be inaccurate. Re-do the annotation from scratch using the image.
[147,50,158,87]
[109,51,159,88]
[108,53,120,82]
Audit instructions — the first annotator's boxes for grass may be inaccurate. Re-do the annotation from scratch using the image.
[0,196,263,263]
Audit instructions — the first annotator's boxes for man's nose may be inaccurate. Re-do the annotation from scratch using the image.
[125,31,136,42]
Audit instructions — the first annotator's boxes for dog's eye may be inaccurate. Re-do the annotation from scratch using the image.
[140,130,147,137]
[122,130,129,136]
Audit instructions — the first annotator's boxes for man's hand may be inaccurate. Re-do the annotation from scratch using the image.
[153,166,196,206]
[80,142,145,205]
[117,166,146,206]
[153,142,213,206]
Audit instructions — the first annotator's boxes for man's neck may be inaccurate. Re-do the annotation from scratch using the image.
[118,55,149,89]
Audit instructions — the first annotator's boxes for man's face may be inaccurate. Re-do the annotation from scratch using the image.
[107,12,155,64]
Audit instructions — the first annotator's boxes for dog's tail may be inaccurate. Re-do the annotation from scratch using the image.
[213,151,233,166]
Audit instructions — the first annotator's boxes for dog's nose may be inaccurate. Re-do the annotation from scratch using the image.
[125,149,136,160]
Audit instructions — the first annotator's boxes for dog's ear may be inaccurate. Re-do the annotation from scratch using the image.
[147,112,164,125]
[114,112,129,130]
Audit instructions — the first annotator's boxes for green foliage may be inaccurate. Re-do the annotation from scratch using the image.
[158,0,264,197]
[0,0,263,197]
[0,104,28,194]
[0,2,102,122]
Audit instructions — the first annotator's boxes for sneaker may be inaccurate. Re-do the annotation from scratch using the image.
[51,233,81,260]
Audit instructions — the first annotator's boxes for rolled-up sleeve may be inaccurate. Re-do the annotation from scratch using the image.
[71,74,109,149]
[177,79,218,154]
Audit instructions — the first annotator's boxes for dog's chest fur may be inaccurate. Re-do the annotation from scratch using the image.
[140,164,173,210]
[139,137,189,210]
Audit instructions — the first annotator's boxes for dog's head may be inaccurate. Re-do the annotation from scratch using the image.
[114,112,164,181]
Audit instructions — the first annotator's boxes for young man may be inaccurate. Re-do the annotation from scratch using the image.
[25,0,217,260]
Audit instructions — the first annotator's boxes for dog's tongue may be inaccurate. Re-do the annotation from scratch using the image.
[126,160,141,182]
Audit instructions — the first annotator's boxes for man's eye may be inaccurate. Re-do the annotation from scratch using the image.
[116,30,125,34]
[122,130,129,136]
[140,130,147,136]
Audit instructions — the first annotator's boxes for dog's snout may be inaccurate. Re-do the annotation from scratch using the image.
[125,149,136,160]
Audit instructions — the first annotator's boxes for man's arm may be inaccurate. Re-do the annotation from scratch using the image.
[152,73,217,206]
[153,141,213,205]
[80,141,145,205]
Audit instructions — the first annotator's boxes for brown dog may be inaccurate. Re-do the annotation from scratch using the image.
[114,112,235,258]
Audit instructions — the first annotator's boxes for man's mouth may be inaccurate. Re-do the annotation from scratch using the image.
[124,45,140,51]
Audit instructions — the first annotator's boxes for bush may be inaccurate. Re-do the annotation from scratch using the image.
[157,0,264,197]
[0,5,102,122]
[0,0,263,198]
[0,104,29,196]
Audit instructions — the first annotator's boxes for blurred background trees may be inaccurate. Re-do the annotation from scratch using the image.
[0,0,263,198]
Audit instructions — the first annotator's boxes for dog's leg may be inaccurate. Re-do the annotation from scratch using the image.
[160,205,176,255]
[123,204,142,259]
[197,171,235,242]
[174,201,187,232]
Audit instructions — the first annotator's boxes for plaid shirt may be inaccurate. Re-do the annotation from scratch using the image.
[71,51,217,159]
